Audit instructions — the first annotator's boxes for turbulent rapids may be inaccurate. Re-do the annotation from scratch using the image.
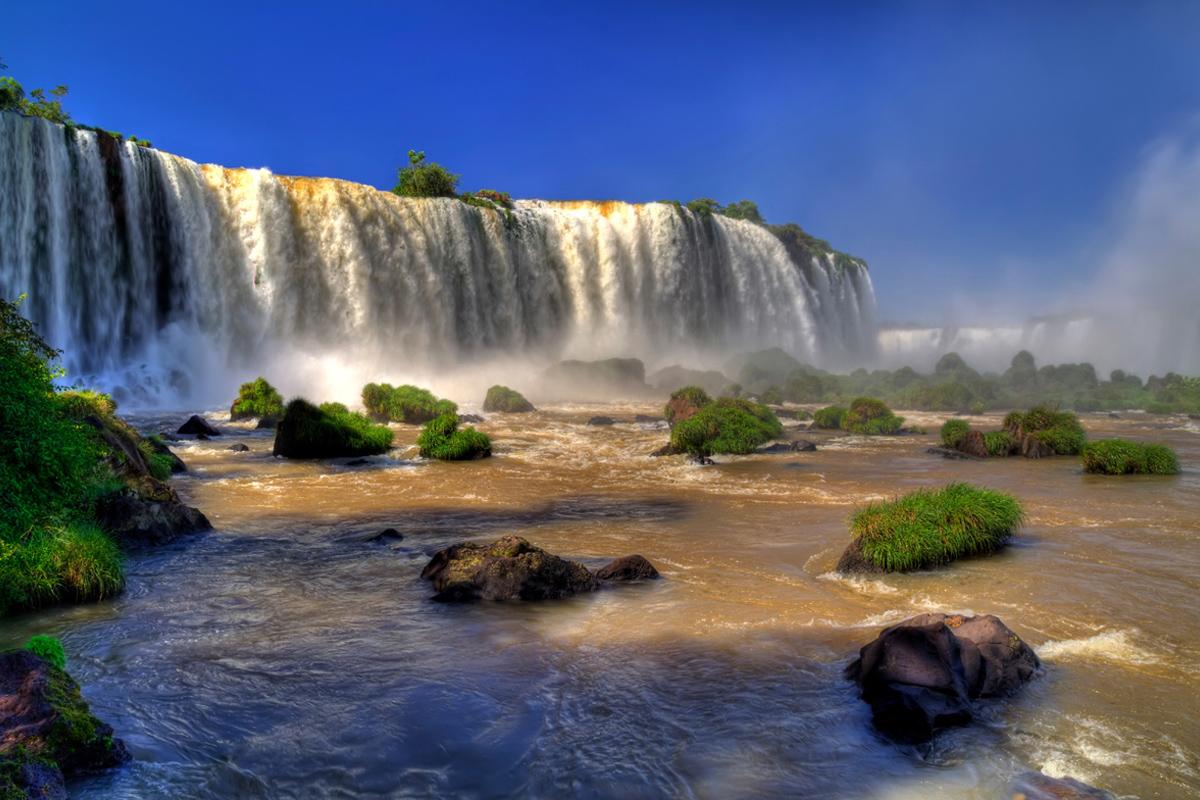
[0,112,875,405]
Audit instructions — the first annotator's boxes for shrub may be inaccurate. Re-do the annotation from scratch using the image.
[813,405,847,430]
[273,399,394,459]
[848,483,1024,572]
[669,398,783,456]
[843,397,904,435]
[1006,406,1086,455]
[230,377,284,420]
[24,634,66,670]
[417,413,492,460]
[393,150,459,198]
[940,419,970,448]
[983,430,1016,457]
[1082,439,1180,475]
[483,385,535,413]
[362,383,456,424]
[473,189,513,208]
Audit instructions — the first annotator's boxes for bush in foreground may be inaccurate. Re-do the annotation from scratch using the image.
[230,377,284,420]
[843,397,904,435]
[813,405,847,430]
[840,483,1024,572]
[1082,439,1180,475]
[273,399,394,459]
[483,385,535,413]
[417,413,492,460]
[362,383,457,424]
[669,398,783,456]
[0,522,124,614]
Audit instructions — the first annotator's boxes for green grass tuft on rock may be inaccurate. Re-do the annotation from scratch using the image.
[849,483,1024,572]
[1005,406,1086,455]
[417,413,492,460]
[273,399,394,459]
[482,385,535,413]
[940,419,970,448]
[983,430,1016,456]
[843,397,904,435]
[813,405,847,430]
[24,635,66,670]
[669,398,783,456]
[362,383,457,424]
[1082,438,1180,475]
[664,385,712,424]
[230,377,285,420]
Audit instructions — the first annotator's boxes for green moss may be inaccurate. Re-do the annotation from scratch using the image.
[669,398,783,456]
[362,383,457,424]
[1082,439,1180,475]
[843,397,904,435]
[23,635,66,670]
[813,405,847,430]
[483,385,535,413]
[983,430,1016,456]
[273,399,394,459]
[230,377,284,420]
[850,483,1024,572]
[417,413,492,460]
[940,419,970,448]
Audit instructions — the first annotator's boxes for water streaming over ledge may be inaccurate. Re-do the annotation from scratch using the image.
[0,112,876,406]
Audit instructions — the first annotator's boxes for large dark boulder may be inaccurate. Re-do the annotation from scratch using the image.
[0,651,129,797]
[595,555,660,582]
[846,613,1040,743]
[421,536,598,602]
[177,415,220,436]
[95,490,212,548]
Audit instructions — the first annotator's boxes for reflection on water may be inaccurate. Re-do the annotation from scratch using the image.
[2,407,1197,798]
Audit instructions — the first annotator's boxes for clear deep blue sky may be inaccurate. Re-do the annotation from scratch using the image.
[5,1,1198,323]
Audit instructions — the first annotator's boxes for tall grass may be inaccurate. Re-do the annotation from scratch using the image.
[1082,439,1180,475]
[417,413,492,460]
[0,522,124,614]
[850,483,1024,572]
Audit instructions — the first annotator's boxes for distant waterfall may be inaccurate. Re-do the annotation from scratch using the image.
[0,112,877,405]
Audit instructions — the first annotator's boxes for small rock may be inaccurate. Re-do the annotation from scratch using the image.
[688,454,715,466]
[758,440,817,454]
[366,528,404,543]
[345,458,370,466]
[177,414,220,436]
[926,446,983,460]
[458,414,485,424]
[1107,412,1120,420]
[595,554,660,582]
[226,443,249,452]
[587,416,617,426]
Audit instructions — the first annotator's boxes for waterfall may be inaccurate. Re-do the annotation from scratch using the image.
[0,112,877,406]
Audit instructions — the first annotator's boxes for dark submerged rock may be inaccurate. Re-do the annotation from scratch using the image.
[845,613,1040,744]
[587,416,617,426]
[177,414,220,436]
[687,454,716,466]
[95,490,212,548]
[366,528,404,543]
[458,414,485,424]
[1010,772,1116,800]
[649,443,681,457]
[421,535,598,602]
[226,443,250,452]
[595,555,660,582]
[758,440,817,454]
[255,415,279,430]
[635,414,665,424]
[926,446,983,460]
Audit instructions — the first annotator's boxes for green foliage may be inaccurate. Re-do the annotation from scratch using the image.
[230,377,284,420]
[417,413,492,460]
[1006,406,1086,455]
[664,385,712,424]
[0,76,24,111]
[669,398,783,456]
[0,522,124,615]
[720,200,764,224]
[940,418,970,448]
[1081,439,1180,475]
[273,399,394,459]
[393,149,459,198]
[24,635,66,670]
[473,189,513,208]
[686,198,722,217]
[850,483,1024,572]
[813,405,847,430]
[983,430,1016,456]
[842,397,904,435]
[362,383,457,424]
[483,385,534,413]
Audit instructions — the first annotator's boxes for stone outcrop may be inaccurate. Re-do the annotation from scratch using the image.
[177,414,220,436]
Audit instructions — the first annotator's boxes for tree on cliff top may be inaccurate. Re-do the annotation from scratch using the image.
[393,150,460,198]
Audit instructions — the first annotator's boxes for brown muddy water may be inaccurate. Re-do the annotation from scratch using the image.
[3,406,1198,799]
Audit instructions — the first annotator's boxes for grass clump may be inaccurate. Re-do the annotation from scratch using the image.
[669,398,783,456]
[24,634,66,670]
[843,397,904,435]
[417,413,492,460]
[848,483,1024,572]
[273,399,394,459]
[0,522,124,613]
[362,383,457,424]
[940,419,970,448]
[813,405,847,430]
[983,430,1017,456]
[230,377,284,420]
[483,385,535,413]
[1082,439,1180,475]
[1005,406,1086,455]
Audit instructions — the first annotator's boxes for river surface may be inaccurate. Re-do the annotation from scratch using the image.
[3,406,1197,799]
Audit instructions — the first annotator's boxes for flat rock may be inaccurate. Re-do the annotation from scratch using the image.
[177,414,220,436]
[366,528,404,543]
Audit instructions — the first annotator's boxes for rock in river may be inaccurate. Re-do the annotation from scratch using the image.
[594,554,660,582]
[845,613,1041,744]
[587,416,617,426]
[177,414,220,436]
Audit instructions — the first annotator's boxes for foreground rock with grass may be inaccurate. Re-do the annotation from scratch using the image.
[938,407,1087,460]
[837,483,1023,573]
[420,535,659,602]
[846,613,1041,743]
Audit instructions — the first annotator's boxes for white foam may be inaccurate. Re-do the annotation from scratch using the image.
[1037,629,1161,666]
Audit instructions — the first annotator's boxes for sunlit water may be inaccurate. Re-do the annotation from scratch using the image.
[3,408,1197,798]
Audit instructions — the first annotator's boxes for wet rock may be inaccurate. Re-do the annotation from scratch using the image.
[177,414,220,436]
[345,458,370,466]
[688,454,716,466]
[649,443,681,457]
[835,538,884,574]
[146,436,186,473]
[635,414,665,424]
[1019,434,1056,459]
[458,414,485,424]
[95,490,212,548]
[367,528,404,543]
[226,443,250,452]
[926,446,983,460]
[587,416,617,426]
[846,612,1041,744]
[1010,772,1116,799]
[664,394,705,426]
[421,535,598,602]
[758,440,817,454]
[0,650,129,792]
[595,554,660,582]
[196,433,210,441]
[958,429,989,458]
[255,415,279,430]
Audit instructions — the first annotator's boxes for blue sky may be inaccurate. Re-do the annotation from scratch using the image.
[5,1,1198,323]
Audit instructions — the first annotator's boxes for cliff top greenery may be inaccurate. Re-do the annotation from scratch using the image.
[849,483,1024,572]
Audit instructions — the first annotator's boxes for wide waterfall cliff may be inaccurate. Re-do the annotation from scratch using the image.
[0,112,877,406]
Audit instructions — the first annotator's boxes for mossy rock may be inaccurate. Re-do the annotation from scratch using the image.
[482,385,535,413]
[416,413,491,460]
[668,398,783,456]
[230,377,285,421]
[842,397,904,435]
[420,535,597,601]
[273,399,394,459]
[362,383,457,424]
[1003,406,1086,456]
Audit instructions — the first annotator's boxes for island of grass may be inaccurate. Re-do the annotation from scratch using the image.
[812,397,903,434]
[938,406,1086,459]
[273,399,394,459]
[837,483,1024,573]
[362,383,457,424]
[669,397,783,457]
[482,385,535,413]
[417,412,492,460]
[1082,439,1180,475]
[230,377,284,421]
